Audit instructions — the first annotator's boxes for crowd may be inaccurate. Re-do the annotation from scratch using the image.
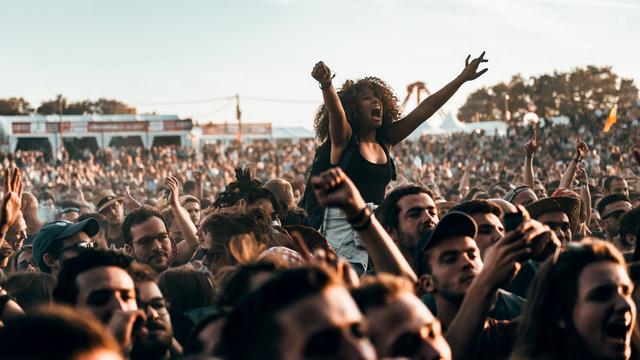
[0,53,638,360]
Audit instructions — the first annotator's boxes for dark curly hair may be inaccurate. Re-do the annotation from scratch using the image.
[313,77,401,142]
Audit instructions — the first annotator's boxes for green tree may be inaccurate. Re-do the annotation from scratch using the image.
[0,98,31,115]
[37,96,136,115]
[458,66,638,123]
[37,94,66,115]
[91,98,136,114]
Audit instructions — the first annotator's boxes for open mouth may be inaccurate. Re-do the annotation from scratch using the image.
[604,318,631,344]
[371,106,382,118]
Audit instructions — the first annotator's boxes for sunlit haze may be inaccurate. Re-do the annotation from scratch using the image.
[1,0,638,128]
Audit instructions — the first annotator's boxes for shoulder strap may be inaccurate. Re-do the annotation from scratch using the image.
[376,133,397,181]
[337,134,358,169]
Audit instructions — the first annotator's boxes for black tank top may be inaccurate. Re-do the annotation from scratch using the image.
[344,144,393,205]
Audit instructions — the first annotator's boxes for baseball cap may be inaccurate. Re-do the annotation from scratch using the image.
[414,211,478,273]
[32,219,100,273]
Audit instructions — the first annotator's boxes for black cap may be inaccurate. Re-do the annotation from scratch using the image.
[414,211,477,273]
[32,219,100,272]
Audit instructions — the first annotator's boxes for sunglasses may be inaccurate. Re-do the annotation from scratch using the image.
[56,241,96,254]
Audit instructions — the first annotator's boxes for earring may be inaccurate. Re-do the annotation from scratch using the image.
[558,319,567,329]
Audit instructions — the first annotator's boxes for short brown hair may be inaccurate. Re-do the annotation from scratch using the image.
[350,274,414,313]
[0,305,121,359]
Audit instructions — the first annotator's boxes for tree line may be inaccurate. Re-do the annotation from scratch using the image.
[457,65,638,123]
[0,95,136,116]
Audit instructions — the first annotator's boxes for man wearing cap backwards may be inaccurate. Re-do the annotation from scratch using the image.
[415,209,559,359]
[525,196,581,246]
[96,189,126,248]
[597,194,633,246]
[503,186,538,206]
[32,218,99,276]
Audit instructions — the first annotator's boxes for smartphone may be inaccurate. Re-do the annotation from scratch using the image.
[504,211,524,232]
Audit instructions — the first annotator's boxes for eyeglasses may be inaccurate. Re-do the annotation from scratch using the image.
[56,241,96,254]
[137,298,170,316]
[133,232,172,248]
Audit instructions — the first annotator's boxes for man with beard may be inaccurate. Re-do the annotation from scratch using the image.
[415,210,558,359]
[122,208,176,273]
[96,190,126,248]
[53,249,145,357]
[525,196,581,246]
[129,263,181,360]
[376,185,439,264]
[415,211,525,323]
[597,194,633,246]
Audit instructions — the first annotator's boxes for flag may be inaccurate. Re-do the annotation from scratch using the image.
[603,104,617,133]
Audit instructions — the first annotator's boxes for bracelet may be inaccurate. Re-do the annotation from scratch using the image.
[319,73,336,90]
[352,212,373,231]
[319,81,332,90]
[347,207,368,224]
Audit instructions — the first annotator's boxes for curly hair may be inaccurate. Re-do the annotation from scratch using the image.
[313,77,401,142]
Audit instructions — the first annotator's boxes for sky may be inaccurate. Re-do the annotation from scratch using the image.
[0,0,638,129]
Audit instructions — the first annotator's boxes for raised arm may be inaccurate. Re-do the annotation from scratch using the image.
[446,216,556,360]
[193,170,204,201]
[523,127,539,188]
[165,176,199,265]
[311,167,417,282]
[312,62,352,161]
[0,168,23,249]
[576,166,592,228]
[458,162,473,196]
[386,52,489,146]
[560,139,588,189]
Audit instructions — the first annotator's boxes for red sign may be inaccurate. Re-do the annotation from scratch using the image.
[163,120,193,131]
[88,121,149,132]
[44,122,73,133]
[12,122,31,134]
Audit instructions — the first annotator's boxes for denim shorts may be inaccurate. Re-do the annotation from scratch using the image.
[321,203,376,273]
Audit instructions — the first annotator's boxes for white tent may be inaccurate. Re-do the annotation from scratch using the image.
[406,111,509,138]
[463,121,508,135]
[407,111,468,138]
[272,127,314,139]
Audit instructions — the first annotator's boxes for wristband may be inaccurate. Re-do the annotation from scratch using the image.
[319,81,332,90]
[347,207,368,224]
[352,212,373,231]
[319,73,336,90]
